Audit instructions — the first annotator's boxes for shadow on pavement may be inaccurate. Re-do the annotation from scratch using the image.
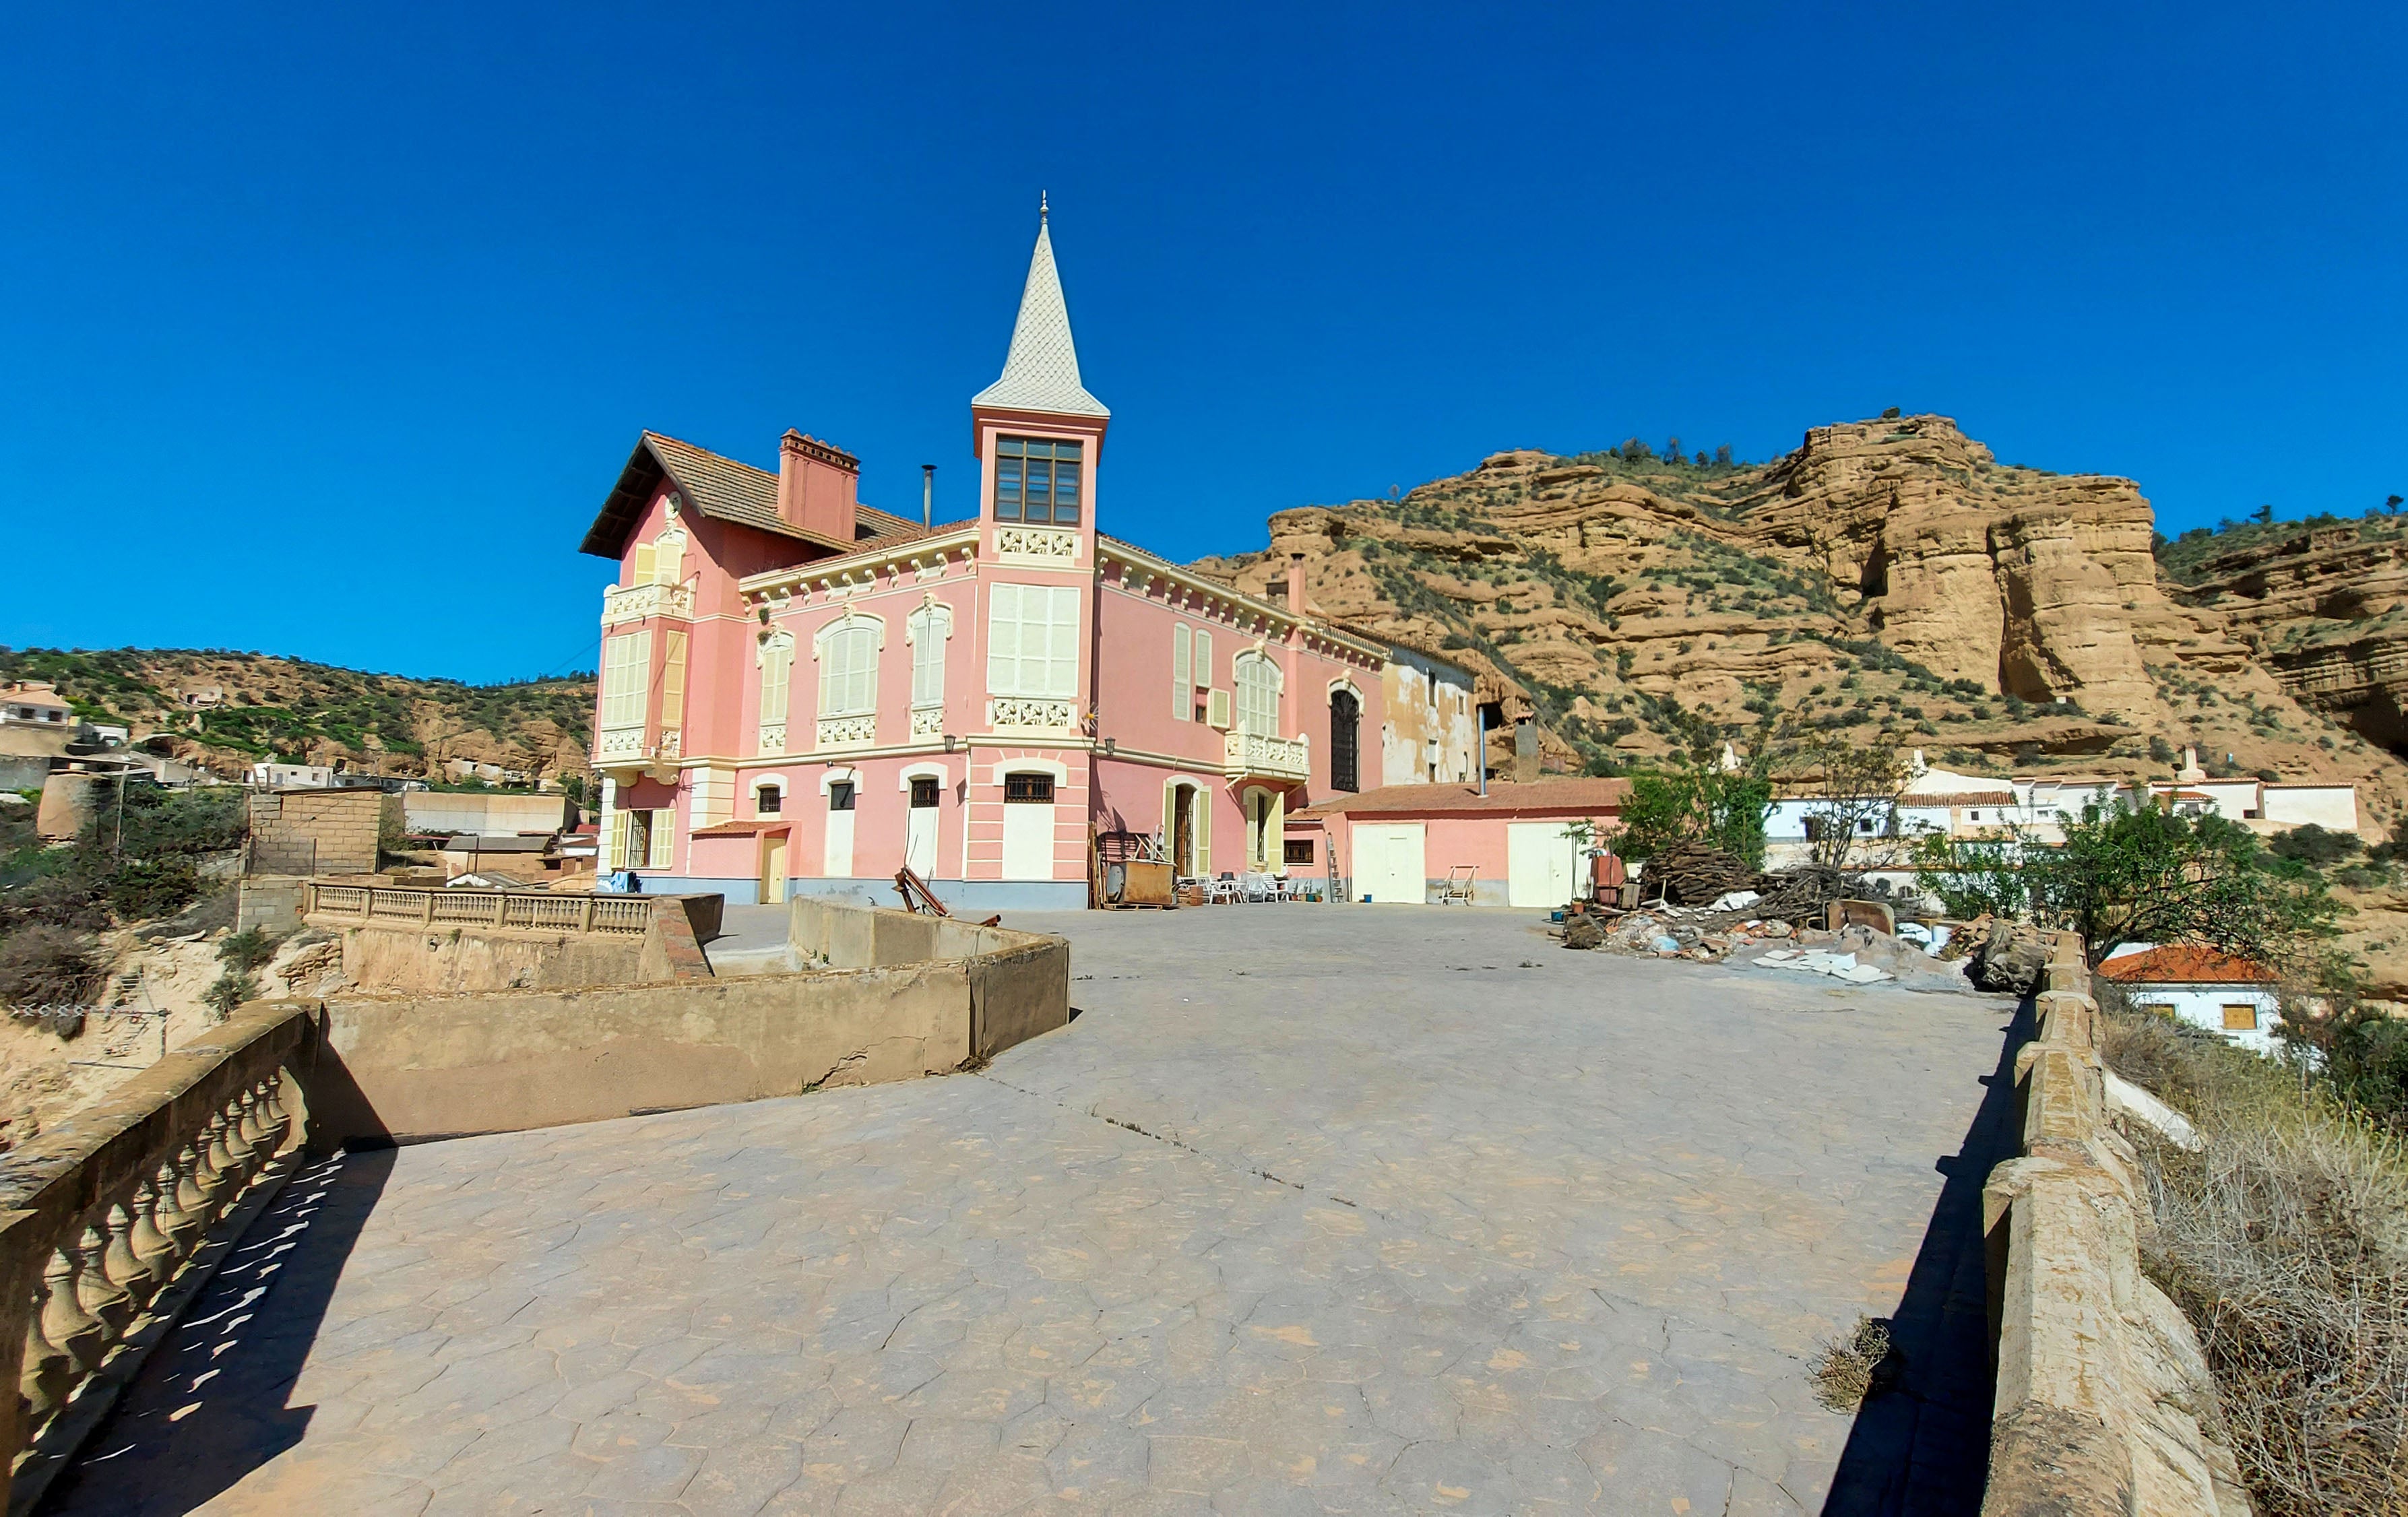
[40,1147,395,1516]
[1822,994,2037,1517]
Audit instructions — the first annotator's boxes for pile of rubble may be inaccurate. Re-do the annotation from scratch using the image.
[1555,847,2059,999]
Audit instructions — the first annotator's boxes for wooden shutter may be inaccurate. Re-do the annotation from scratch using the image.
[659,632,687,728]
[654,534,683,584]
[1046,587,1079,698]
[1267,790,1286,871]
[761,639,791,726]
[1195,784,1212,874]
[987,583,1022,695]
[649,809,674,870]
[1207,688,1232,730]
[631,542,657,585]
[1193,631,1213,707]
[1172,624,1191,719]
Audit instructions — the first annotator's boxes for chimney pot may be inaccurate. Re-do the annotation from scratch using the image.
[1286,552,1307,614]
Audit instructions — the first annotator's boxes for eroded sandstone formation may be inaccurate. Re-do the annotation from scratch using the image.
[1196,414,2408,829]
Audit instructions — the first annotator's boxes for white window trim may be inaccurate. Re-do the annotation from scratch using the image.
[818,766,862,796]
[906,599,954,709]
[1234,651,1284,738]
[897,761,952,792]
[988,756,1069,785]
[814,613,885,719]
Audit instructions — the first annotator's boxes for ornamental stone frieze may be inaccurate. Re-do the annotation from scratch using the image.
[988,698,1075,730]
[816,715,878,748]
[994,527,1079,564]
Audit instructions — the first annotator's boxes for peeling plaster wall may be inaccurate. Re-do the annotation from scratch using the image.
[1381,652,1477,786]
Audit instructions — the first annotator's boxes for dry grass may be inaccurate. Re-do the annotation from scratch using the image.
[2101,1003,2408,1516]
[1810,1315,1894,1413]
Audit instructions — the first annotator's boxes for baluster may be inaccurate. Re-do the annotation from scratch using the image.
[43,1242,106,1380]
[127,1174,179,1304]
[77,1219,135,1348]
[94,1201,148,1327]
[218,1096,259,1196]
[200,1110,239,1218]
[21,1259,77,1432]
[168,1145,211,1256]
[257,1074,293,1160]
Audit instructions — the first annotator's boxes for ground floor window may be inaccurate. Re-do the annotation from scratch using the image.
[1005,772,1054,804]
[616,808,673,870]
[911,776,941,808]
[2222,1002,2259,1031]
[755,785,782,816]
[1284,838,1314,866]
[829,781,856,812]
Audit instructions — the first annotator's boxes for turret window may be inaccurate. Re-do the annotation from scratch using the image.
[994,437,1083,525]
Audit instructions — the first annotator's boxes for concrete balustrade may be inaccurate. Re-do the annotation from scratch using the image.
[0,1001,316,1512]
[1979,936,2252,1517]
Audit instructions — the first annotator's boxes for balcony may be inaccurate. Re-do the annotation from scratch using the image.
[601,581,695,626]
[1224,730,1310,784]
[594,725,678,775]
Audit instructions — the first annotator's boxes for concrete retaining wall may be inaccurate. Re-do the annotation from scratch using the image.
[305,899,1069,1144]
[1979,937,2252,1517]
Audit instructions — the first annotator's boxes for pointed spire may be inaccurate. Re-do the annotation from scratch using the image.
[972,200,1108,418]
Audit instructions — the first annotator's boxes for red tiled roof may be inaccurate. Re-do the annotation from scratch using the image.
[2097,946,2277,986]
[581,432,930,559]
[1295,778,1628,820]
[1895,792,2018,808]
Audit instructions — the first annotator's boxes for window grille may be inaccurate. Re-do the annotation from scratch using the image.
[1004,773,1055,804]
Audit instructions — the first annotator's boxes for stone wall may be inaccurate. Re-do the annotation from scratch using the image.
[1979,937,2252,1516]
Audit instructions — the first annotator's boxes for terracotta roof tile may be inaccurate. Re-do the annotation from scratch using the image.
[2097,946,2277,986]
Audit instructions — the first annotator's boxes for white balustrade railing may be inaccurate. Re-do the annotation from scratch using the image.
[1223,730,1310,782]
[302,880,654,936]
[600,581,695,626]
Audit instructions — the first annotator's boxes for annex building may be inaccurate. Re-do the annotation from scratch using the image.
[579,209,1477,909]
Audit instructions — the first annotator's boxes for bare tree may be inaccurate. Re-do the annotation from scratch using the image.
[1792,739,1908,869]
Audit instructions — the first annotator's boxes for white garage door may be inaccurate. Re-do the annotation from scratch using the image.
[1354,823,1427,903]
[1507,822,1579,908]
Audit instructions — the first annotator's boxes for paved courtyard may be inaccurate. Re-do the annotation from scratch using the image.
[49,906,2017,1516]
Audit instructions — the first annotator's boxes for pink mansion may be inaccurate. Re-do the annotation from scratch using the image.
[579,211,1476,909]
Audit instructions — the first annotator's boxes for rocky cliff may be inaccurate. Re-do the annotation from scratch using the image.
[2159,515,2408,754]
[1197,414,2408,829]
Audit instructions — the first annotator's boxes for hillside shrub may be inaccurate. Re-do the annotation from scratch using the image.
[2099,1000,2408,1514]
[2269,824,2361,868]
[0,926,104,1007]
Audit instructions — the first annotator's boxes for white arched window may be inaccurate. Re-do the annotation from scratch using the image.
[756,631,794,754]
[817,617,880,717]
[1234,654,1281,738]
[906,600,953,710]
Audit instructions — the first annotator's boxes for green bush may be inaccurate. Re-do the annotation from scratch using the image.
[2269,824,2362,868]
[0,926,104,1006]
[202,970,259,1022]
[218,926,278,975]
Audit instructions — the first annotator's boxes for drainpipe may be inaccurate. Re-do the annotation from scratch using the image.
[920,465,934,529]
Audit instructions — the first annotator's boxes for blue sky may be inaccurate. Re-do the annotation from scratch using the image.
[5,3,2401,684]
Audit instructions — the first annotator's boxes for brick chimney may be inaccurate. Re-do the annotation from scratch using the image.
[1286,552,1307,614]
[777,430,860,544]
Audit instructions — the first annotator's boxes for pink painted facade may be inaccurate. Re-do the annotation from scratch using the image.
[579,214,1469,909]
